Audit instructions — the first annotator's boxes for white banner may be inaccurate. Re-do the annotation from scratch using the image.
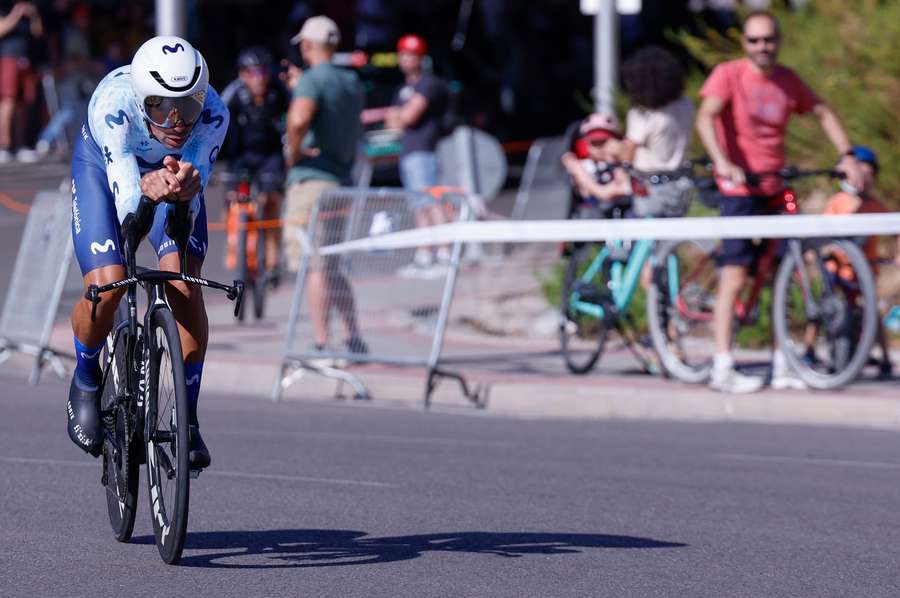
[320,213,900,256]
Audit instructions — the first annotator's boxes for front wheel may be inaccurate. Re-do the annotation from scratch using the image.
[646,239,719,383]
[772,239,877,389]
[145,307,190,565]
[559,244,610,374]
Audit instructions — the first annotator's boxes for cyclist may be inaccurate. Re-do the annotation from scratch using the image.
[219,46,289,280]
[696,10,864,393]
[66,36,229,468]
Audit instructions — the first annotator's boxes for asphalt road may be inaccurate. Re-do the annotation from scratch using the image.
[3,374,900,597]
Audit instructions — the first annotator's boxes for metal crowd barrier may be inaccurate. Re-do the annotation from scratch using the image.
[274,187,486,407]
[0,190,73,383]
[510,135,571,221]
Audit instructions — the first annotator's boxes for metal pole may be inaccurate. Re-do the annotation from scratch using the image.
[156,0,186,38]
[594,0,617,113]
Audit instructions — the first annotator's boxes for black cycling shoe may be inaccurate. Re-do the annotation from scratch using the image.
[66,377,102,457]
[188,425,211,470]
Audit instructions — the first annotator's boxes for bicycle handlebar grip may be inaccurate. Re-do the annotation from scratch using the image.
[85,284,100,322]
[231,280,245,318]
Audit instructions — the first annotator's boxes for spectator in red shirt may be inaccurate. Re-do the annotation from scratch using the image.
[695,10,864,394]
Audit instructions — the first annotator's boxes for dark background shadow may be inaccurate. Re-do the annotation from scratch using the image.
[133,529,686,569]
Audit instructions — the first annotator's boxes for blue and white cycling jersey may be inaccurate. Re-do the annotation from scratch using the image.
[86,65,229,222]
[70,66,229,275]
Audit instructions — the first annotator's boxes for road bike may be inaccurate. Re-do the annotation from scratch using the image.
[86,196,243,564]
[646,167,878,389]
[224,171,281,321]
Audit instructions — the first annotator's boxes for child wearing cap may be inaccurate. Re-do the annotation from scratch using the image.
[560,112,632,211]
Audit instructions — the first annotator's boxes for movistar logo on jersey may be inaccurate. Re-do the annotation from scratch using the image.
[105,110,130,129]
[200,110,224,129]
[90,239,116,255]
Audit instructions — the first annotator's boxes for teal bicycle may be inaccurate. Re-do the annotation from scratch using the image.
[559,198,659,374]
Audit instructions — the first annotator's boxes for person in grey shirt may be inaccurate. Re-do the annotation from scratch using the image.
[284,15,367,355]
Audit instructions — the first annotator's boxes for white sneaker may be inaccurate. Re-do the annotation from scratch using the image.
[0,149,12,164]
[709,366,765,394]
[435,246,452,264]
[770,370,808,391]
[15,148,39,163]
[413,249,433,268]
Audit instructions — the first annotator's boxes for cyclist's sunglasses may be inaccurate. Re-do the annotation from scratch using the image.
[144,93,204,129]
[241,66,268,78]
[745,35,779,45]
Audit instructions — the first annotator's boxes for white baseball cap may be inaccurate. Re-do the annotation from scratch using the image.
[290,16,341,46]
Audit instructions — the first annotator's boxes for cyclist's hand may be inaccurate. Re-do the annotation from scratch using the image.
[714,160,746,187]
[140,168,181,202]
[837,154,865,193]
[163,155,201,201]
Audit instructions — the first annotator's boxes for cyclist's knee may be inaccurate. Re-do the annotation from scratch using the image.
[80,265,126,311]
[159,254,204,303]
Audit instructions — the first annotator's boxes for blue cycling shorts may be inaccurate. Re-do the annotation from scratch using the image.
[70,125,208,276]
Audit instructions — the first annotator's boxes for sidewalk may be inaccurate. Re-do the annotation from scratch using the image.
[17,249,892,432]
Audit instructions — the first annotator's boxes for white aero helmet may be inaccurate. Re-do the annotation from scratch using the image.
[131,35,208,128]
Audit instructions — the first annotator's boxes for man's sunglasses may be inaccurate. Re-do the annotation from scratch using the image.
[745,35,779,45]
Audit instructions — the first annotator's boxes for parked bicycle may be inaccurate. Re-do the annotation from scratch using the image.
[559,165,694,374]
[87,196,243,564]
[646,167,878,390]
[223,171,281,321]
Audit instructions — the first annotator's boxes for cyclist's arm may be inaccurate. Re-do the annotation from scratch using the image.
[88,108,146,222]
[181,98,229,211]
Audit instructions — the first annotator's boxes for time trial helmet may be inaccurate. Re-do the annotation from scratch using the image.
[131,35,209,129]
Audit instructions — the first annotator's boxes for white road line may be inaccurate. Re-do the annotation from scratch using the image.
[0,456,395,488]
[0,456,96,468]
[311,433,518,448]
[205,470,395,488]
[719,453,900,470]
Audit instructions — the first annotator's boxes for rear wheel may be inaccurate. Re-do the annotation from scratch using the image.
[101,305,139,542]
[559,244,610,374]
[773,239,877,389]
[145,307,190,565]
[647,240,719,383]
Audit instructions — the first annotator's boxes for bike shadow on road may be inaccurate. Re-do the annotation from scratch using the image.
[132,530,686,568]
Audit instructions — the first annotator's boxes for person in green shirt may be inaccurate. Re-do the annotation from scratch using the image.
[284,15,367,354]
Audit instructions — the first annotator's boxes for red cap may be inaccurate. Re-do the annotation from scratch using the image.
[579,112,622,140]
[397,34,427,56]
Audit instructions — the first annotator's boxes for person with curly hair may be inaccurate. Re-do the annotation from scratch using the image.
[621,45,695,177]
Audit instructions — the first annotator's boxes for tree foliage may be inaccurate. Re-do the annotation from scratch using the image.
[680,0,900,208]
